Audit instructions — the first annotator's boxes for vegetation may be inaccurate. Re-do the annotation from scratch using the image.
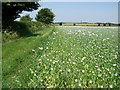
[35,8,55,24]
[20,14,32,22]
[3,26,119,88]
[2,2,40,28]
[2,1,119,89]
[2,26,55,88]
[2,21,49,43]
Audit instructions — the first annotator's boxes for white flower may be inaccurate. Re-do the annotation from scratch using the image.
[38,47,43,50]
[34,73,37,77]
[82,70,84,73]
[106,38,109,40]
[92,71,94,74]
[109,85,113,88]
[30,68,34,74]
[75,79,78,82]
[115,55,117,59]
[106,68,109,71]
[73,62,76,65]
[103,39,106,41]
[115,73,118,76]
[40,80,43,82]
[79,83,81,86]
[82,57,86,60]
[113,64,117,66]
[53,32,56,35]
[47,58,49,61]
[38,59,41,61]
[89,80,92,83]
[46,47,49,49]
[98,74,101,77]
[101,85,103,88]
[51,68,53,71]
[52,62,55,64]
[68,69,70,72]
[32,49,35,52]
[59,69,62,72]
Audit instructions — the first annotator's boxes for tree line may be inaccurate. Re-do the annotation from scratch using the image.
[2,2,55,29]
[20,8,55,24]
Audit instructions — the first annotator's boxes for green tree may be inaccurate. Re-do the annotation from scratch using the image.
[35,8,55,24]
[20,14,32,22]
[2,2,40,28]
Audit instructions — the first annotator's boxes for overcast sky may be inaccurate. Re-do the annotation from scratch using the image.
[18,2,118,23]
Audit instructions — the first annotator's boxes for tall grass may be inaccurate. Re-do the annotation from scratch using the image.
[2,21,49,43]
[2,26,55,88]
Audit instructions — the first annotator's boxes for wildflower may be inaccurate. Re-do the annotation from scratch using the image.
[59,69,62,72]
[38,47,43,50]
[115,73,118,76]
[82,70,84,73]
[75,79,78,82]
[113,64,117,66]
[110,85,113,88]
[68,69,70,72]
[51,68,53,71]
[30,68,34,74]
[52,62,55,64]
[46,47,49,49]
[40,80,43,82]
[92,71,94,74]
[79,83,81,86]
[34,73,37,77]
[103,39,106,41]
[115,55,117,59]
[38,59,41,61]
[89,80,92,84]
[73,62,76,65]
[101,85,103,88]
[53,32,56,35]
[82,57,86,60]
[32,49,35,52]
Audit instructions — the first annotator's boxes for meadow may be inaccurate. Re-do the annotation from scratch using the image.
[2,26,119,88]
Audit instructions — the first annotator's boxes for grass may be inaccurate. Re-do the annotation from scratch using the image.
[2,26,119,88]
[2,26,55,88]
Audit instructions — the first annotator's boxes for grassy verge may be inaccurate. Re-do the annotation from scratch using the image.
[2,26,55,88]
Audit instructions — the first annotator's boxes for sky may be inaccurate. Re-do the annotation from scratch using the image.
[18,2,118,23]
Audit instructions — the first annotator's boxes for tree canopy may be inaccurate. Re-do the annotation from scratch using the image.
[35,8,55,24]
[20,14,32,22]
[2,2,40,28]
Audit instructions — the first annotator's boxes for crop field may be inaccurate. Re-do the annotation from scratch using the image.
[3,26,119,88]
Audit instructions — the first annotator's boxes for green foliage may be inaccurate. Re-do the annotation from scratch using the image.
[2,27,54,88]
[35,8,55,24]
[2,2,40,28]
[2,21,47,43]
[20,14,32,22]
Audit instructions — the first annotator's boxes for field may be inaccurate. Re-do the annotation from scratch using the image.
[2,26,119,88]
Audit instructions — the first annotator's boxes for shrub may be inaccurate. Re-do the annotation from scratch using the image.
[2,21,48,42]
